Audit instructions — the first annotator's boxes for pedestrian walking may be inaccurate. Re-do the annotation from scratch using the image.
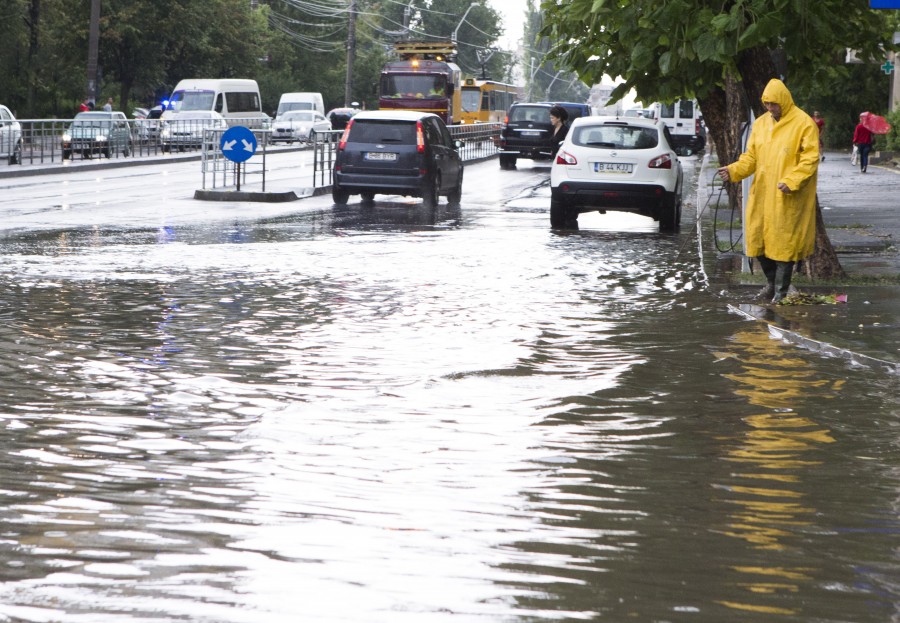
[103,97,113,112]
[812,110,825,160]
[549,105,569,157]
[716,78,820,304]
[853,112,873,173]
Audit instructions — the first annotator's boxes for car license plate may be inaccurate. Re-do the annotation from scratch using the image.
[520,130,541,136]
[365,152,397,161]
[594,162,633,174]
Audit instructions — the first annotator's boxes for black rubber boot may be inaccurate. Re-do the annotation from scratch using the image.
[756,256,776,301]
[771,261,795,304]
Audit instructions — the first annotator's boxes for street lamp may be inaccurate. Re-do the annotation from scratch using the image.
[452,3,476,44]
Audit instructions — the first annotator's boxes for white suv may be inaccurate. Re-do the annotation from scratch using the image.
[550,115,683,231]
[0,105,23,165]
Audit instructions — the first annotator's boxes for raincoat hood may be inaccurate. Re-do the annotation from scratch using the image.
[760,79,795,117]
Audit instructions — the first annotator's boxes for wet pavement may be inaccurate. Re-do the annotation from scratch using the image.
[699,149,900,372]
[0,152,899,622]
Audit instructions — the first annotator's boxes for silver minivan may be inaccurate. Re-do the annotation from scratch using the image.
[0,104,23,165]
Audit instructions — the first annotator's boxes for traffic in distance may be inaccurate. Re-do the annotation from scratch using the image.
[1,38,705,231]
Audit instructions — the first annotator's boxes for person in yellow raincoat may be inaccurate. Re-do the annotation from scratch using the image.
[716,79,819,303]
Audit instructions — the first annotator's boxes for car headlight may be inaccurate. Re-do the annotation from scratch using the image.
[161,128,170,138]
[96,134,108,142]
[62,133,71,142]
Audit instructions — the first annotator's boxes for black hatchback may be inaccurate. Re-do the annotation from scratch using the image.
[332,111,463,207]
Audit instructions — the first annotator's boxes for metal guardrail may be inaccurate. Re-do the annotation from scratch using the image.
[5,118,504,195]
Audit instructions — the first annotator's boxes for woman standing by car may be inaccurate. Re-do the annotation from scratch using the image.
[549,105,569,157]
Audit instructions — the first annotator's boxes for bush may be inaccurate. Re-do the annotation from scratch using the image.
[883,109,900,151]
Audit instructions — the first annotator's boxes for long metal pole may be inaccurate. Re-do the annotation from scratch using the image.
[344,0,357,106]
[86,0,101,104]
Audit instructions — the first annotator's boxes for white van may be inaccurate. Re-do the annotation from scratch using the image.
[652,99,705,154]
[164,79,269,128]
[276,92,324,118]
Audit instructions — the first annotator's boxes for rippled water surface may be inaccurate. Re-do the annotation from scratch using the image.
[0,180,898,622]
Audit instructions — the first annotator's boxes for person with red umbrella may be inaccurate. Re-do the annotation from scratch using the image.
[853,112,874,173]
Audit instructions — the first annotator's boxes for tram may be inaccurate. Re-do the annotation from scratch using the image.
[459,79,521,124]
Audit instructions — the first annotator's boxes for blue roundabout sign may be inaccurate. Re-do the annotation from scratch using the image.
[220,126,257,163]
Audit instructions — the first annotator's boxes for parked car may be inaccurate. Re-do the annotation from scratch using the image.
[331,110,463,207]
[549,115,684,232]
[61,111,133,159]
[498,102,556,169]
[270,110,332,144]
[160,111,228,152]
[0,104,23,165]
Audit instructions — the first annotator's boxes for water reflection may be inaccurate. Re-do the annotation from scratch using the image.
[715,325,838,617]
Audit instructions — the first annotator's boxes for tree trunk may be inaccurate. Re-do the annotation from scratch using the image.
[803,196,846,279]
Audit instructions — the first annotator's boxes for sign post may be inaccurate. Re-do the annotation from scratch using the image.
[220,126,258,191]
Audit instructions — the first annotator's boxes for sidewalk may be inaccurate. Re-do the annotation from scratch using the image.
[701,149,900,373]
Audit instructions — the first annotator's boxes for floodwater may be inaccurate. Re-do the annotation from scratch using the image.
[0,171,898,622]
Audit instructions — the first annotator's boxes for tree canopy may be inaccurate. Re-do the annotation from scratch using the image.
[0,0,512,118]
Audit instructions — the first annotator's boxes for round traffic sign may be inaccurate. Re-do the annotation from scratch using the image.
[220,126,257,163]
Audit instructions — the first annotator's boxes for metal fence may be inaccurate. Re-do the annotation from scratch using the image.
[6,118,503,195]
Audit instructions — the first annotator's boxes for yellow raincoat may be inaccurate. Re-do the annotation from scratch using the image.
[726,79,819,262]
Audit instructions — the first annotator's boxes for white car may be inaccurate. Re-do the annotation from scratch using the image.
[0,104,23,165]
[270,111,332,144]
[160,111,228,152]
[549,115,684,231]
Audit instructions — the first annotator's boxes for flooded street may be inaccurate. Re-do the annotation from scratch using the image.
[0,158,898,622]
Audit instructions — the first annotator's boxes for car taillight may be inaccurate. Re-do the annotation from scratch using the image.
[649,153,673,169]
[416,120,425,153]
[556,150,577,165]
[338,120,353,150]
[695,119,701,134]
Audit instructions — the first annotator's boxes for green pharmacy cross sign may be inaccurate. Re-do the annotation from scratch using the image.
[882,60,895,74]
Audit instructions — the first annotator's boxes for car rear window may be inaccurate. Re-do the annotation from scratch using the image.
[572,124,658,150]
[348,120,416,143]
[509,106,550,123]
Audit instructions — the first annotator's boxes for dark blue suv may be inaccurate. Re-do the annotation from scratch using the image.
[332,111,463,208]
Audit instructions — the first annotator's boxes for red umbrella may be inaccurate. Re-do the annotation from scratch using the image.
[860,111,892,135]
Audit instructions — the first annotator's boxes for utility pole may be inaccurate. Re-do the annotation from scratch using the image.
[344,0,357,107]
[86,0,101,104]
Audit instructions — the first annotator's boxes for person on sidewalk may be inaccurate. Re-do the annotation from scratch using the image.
[812,111,825,161]
[716,78,820,304]
[853,113,873,173]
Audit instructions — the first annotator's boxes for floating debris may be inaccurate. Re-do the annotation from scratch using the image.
[776,292,848,306]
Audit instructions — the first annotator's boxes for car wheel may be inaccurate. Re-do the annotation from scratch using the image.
[658,198,681,232]
[308,130,316,143]
[332,187,350,205]
[162,145,170,153]
[447,168,463,205]
[499,154,516,170]
[360,192,375,203]
[104,147,111,158]
[550,197,577,229]
[9,140,22,165]
[422,172,440,208]
[123,144,131,157]
[62,149,71,160]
